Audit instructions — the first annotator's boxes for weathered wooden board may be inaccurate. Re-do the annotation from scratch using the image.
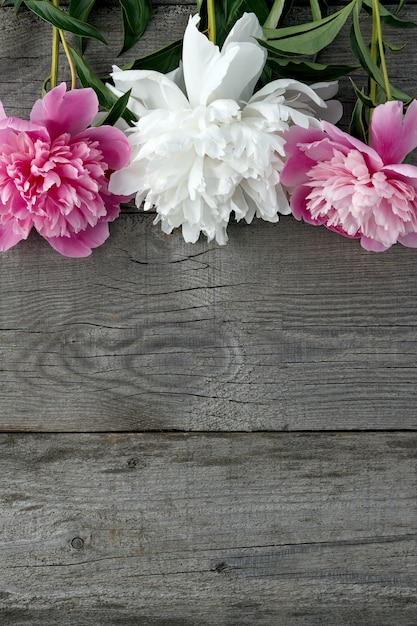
[1,432,416,625]
[2,214,417,431]
[1,3,417,624]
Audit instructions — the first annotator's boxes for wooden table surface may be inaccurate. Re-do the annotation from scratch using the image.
[1,2,417,624]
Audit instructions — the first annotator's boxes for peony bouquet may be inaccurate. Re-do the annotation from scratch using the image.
[1,0,417,255]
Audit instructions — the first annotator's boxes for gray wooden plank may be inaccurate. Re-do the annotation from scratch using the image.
[0,431,416,625]
[1,214,417,431]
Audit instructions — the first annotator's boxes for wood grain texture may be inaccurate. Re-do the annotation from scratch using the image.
[0,432,416,625]
[2,214,417,431]
[1,3,417,624]
[0,3,194,117]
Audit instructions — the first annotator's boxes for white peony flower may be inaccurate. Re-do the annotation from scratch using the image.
[108,13,342,244]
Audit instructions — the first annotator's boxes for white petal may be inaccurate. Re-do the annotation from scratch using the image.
[310,81,339,100]
[208,43,266,104]
[223,12,264,47]
[182,221,201,243]
[222,12,267,102]
[110,66,190,112]
[249,78,324,107]
[108,165,144,196]
[182,14,224,107]
[182,14,266,106]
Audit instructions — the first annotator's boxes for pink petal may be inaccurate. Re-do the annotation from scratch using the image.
[360,236,390,252]
[283,125,326,157]
[370,100,417,166]
[0,115,47,136]
[281,128,334,187]
[76,126,131,170]
[322,121,384,172]
[0,219,27,251]
[381,162,417,185]
[289,185,322,224]
[398,232,417,248]
[43,222,110,258]
[30,84,99,140]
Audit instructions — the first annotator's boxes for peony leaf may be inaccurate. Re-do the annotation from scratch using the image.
[199,0,270,46]
[267,58,359,82]
[362,0,417,28]
[95,89,133,127]
[263,0,285,29]
[263,1,355,55]
[68,44,136,124]
[350,7,411,101]
[350,78,376,108]
[119,0,152,54]
[384,39,406,52]
[349,82,370,143]
[309,0,321,21]
[69,0,97,52]
[123,39,183,73]
[1,0,23,10]
[227,0,270,26]
[69,0,96,21]
[24,0,107,43]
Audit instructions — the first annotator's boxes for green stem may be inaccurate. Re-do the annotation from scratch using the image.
[59,30,77,90]
[371,0,392,102]
[263,0,285,29]
[207,0,216,44]
[374,0,392,101]
[50,0,60,88]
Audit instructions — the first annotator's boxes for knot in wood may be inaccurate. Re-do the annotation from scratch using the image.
[71,537,84,550]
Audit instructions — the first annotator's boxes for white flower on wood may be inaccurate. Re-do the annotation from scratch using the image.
[109,13,342,244]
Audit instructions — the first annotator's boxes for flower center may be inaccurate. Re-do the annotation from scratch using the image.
[0,129,109,238]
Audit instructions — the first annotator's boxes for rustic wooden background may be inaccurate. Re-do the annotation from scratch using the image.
[1,2,417,624]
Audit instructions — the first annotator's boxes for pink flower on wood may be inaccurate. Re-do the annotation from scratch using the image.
[281,100,417,251]
[0,84,131,257]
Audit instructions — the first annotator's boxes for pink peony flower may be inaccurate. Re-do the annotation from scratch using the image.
[281,100,417,251]
[0,84,131,257]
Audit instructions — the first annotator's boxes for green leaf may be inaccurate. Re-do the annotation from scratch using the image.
[384,40,406,52]
[263,1,355,55]
[267,58,359,82]
[227,0,270,27]
[362,0,417,28]
[350,8,410,101]
[309,0,321,21]
[1,0,23,9]
[349,93,368,144]
[199,0,270,46]
[119,0,152,54]
[69,0,97,52]
[24,0,107,44]
[263,0,285,29]
[95,89,133,127]
[123,38,183,73]
[350,78,375,108]
[68,44,136,124]
[69,0,96,20]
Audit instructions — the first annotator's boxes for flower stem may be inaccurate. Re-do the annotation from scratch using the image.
[371,0,392,102]
[59,30,77,90]
[207,0,216,44]
[50,0,60,89]
[263,0,285,29]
